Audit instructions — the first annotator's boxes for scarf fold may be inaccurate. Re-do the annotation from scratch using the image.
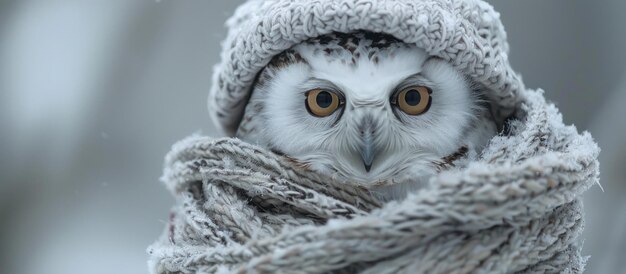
[147,90,600,273]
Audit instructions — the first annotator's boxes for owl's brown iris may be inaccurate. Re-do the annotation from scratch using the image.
[305,89,341,117]
[394,86,432,115]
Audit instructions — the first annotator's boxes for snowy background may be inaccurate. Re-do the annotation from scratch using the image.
[0,1,624,273]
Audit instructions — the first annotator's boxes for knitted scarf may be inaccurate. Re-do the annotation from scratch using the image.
[147,90,599,273]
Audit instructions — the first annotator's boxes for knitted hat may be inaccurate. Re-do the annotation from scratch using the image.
[209,0,525,136]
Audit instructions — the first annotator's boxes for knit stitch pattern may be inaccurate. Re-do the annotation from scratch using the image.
[148,91,599,273]
[208,0,524,136]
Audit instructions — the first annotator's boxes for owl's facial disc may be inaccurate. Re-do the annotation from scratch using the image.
[240,32,483,185]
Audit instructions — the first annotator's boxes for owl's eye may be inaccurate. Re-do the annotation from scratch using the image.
[305,89,341,117]
[392,86,432,115]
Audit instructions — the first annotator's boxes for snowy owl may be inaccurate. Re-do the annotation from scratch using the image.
[236,32,497,200]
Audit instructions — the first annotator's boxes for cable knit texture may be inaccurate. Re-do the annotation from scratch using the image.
[148,0,600,273]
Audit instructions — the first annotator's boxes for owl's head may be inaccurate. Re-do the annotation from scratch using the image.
[237,32,490,187]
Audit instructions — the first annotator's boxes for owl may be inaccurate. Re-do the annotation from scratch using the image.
[236,32,497,200]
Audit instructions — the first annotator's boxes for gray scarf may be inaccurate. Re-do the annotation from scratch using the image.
[147,91,599,273]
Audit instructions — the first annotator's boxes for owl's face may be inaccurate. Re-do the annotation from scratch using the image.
[238,33,487,188]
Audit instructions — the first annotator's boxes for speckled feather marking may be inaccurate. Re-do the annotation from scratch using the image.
[302,32,408,65]
[254,49,307,88]
[255,32,408,87]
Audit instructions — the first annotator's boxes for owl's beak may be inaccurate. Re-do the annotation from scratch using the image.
[359,125,376,172]
[360,141,375,172]
[361,145,374,172]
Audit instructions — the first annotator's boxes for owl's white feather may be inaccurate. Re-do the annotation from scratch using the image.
[237,32,497,200]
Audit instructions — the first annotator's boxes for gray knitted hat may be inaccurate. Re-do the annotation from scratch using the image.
[209,0,525,136]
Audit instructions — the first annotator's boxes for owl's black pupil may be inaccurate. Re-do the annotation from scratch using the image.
[405,90,421,106]
[316,91,333,108]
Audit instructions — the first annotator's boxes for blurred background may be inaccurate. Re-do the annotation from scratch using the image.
[0,1,624,273]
